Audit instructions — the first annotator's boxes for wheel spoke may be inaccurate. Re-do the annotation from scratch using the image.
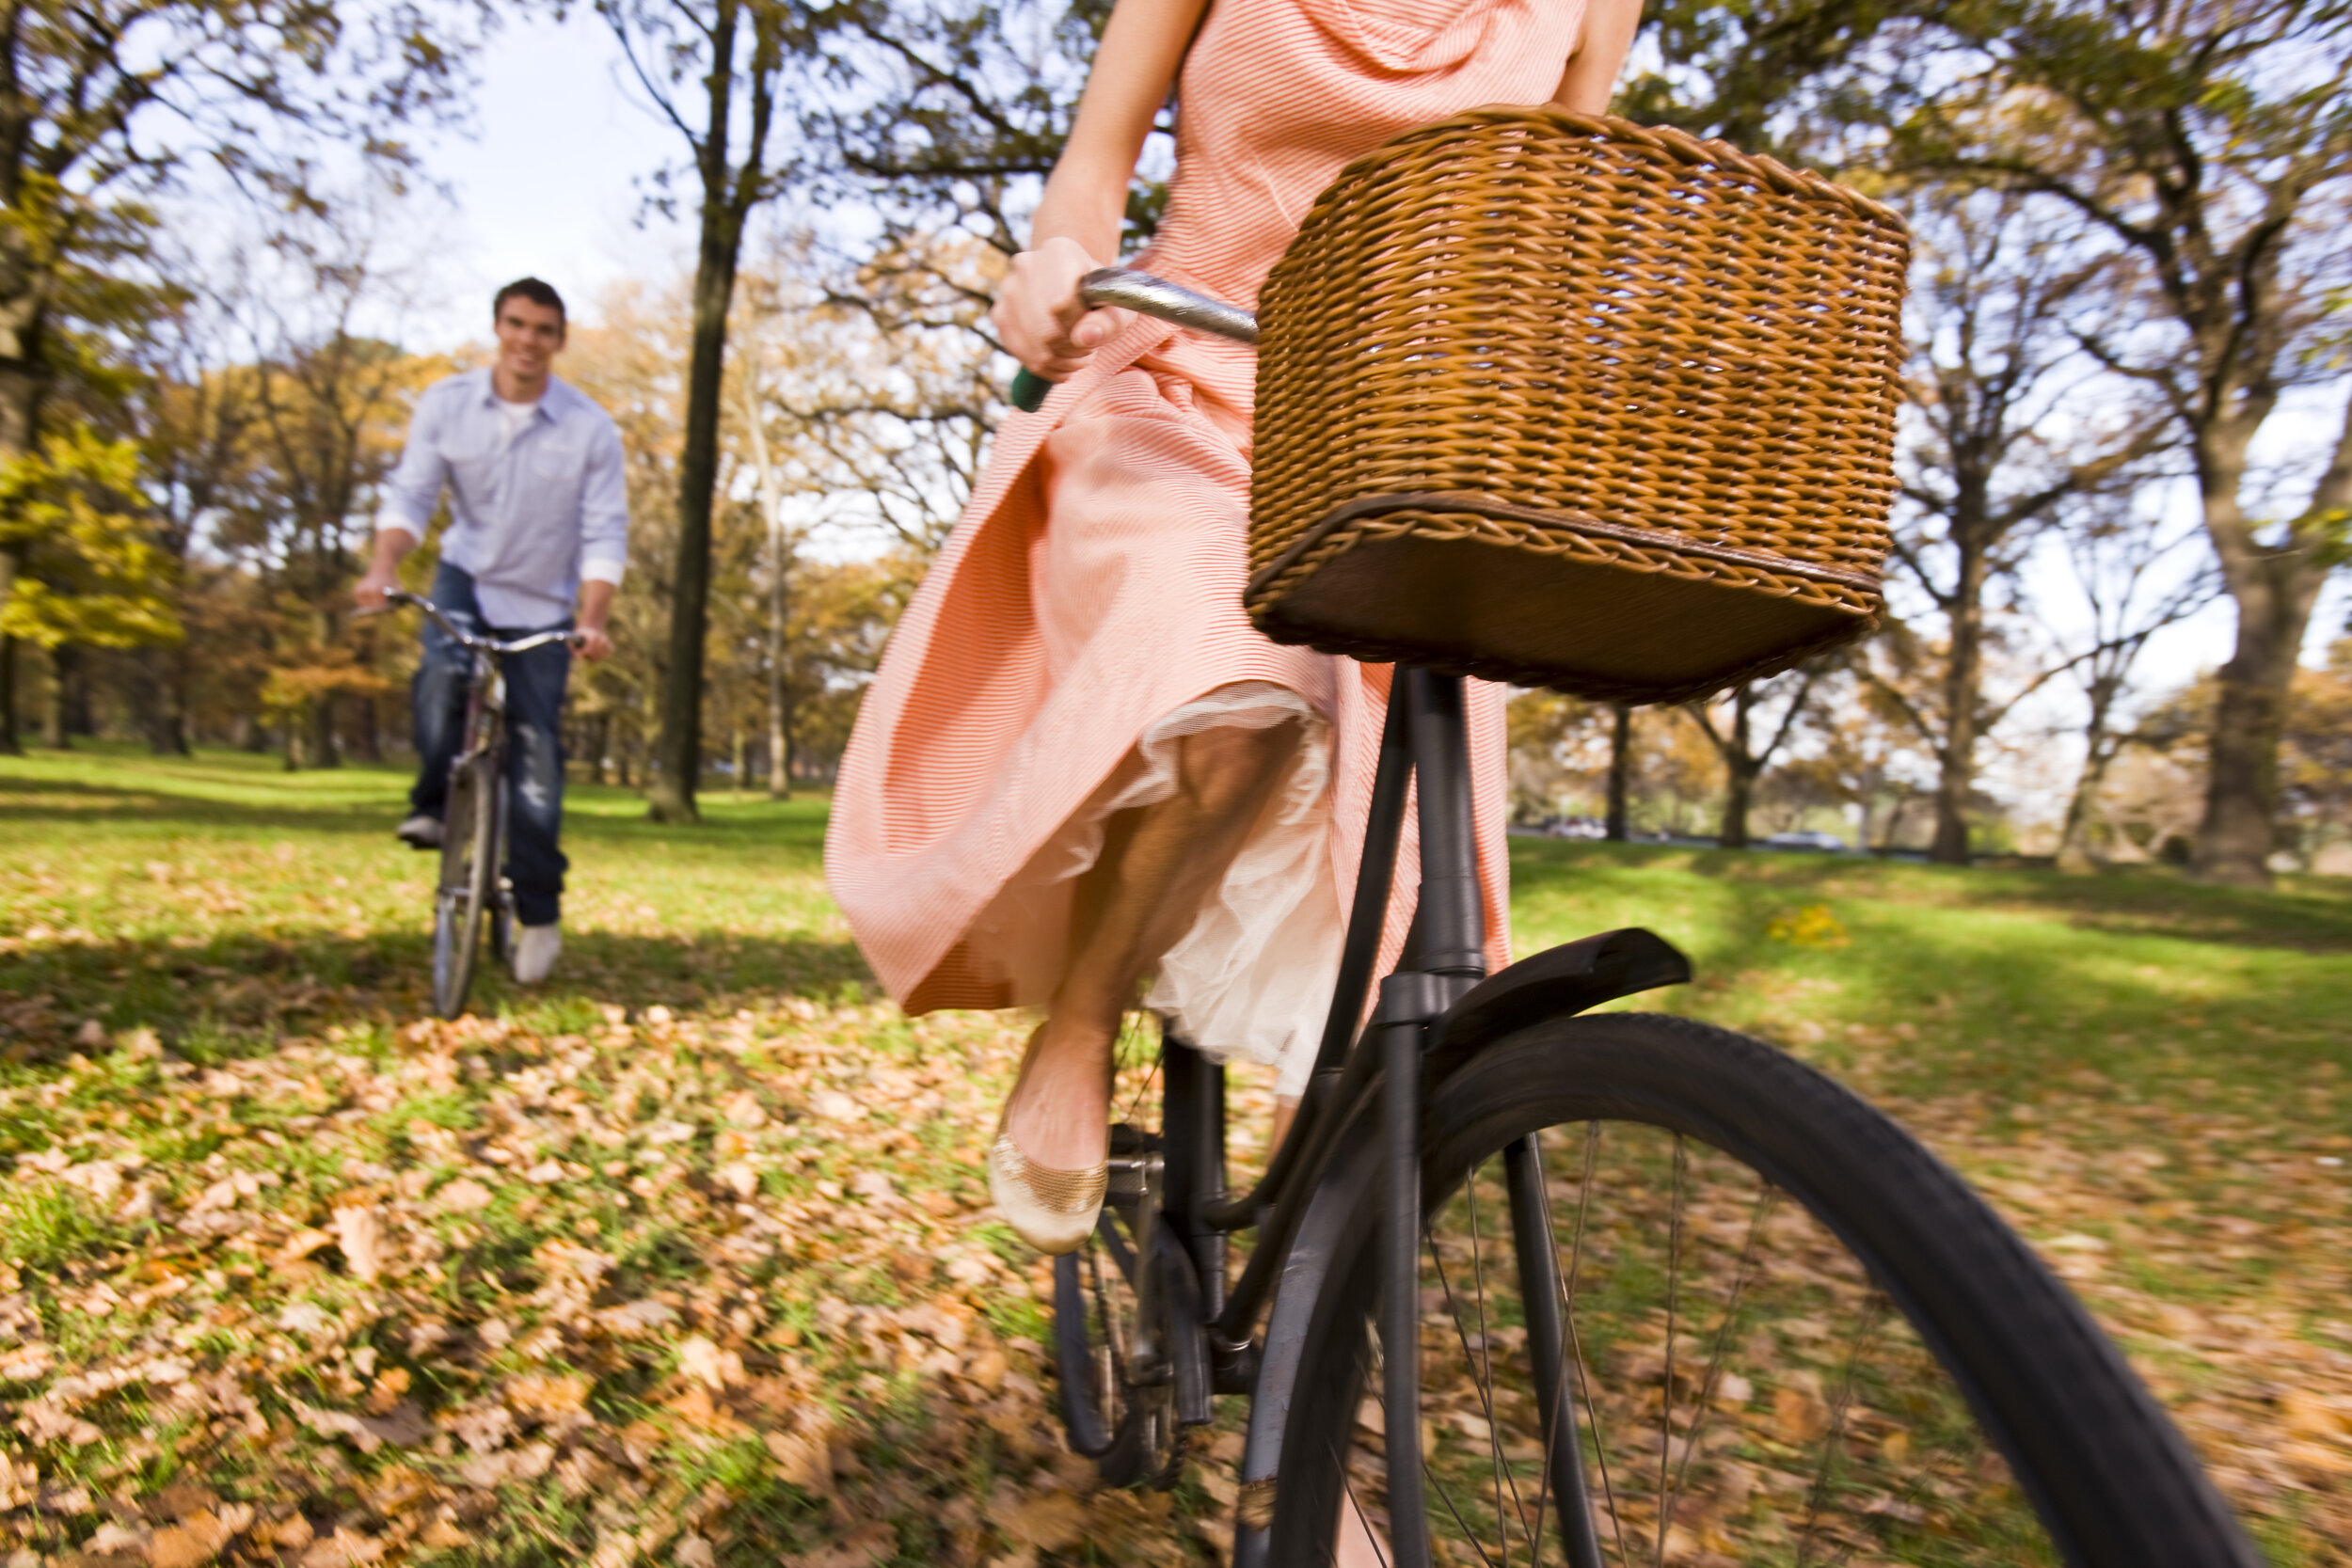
[1425,1455,1505,1568]
[1424,1227,1534,1560]
[1652,1136,1686,1568]
[1462,1163,1534,1559]
[1085,1235,1123,1424]
[1661,1179,1775,1544]
[1331,1433,1393,1568]
[1797,1291,1886,1566]
[1559,1122,1631,1568]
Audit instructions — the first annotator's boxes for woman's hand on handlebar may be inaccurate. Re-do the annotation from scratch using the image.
[992,236,1129,382]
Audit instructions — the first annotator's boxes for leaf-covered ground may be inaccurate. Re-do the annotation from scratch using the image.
[2,746,2347,1566]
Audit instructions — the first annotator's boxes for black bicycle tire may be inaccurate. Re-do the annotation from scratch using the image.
[431,753,498,1019]
[1052,1230,1157,1485]
[1265,1011,2259,1568]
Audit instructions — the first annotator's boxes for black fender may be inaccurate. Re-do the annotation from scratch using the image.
[1422,927,1690,1088]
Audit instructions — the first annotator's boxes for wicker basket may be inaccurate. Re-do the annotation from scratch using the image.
[1246,107,1909,704]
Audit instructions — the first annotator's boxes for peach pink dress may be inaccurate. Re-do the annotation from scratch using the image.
[825,0,1589,1097]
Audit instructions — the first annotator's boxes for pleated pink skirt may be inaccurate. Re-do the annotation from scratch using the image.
[826,316,1512,1098]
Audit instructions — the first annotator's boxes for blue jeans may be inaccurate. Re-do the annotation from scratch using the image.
[409,563,572,927]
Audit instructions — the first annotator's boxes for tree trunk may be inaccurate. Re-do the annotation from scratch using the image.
[1719,761,1758,848]
[2190,417,2337,886]
[61,643,93,736]
[344,620,379,762]
[766,534,789,800]
[40,644,68,748]
[1930,528,1990,865]
[1711,687,1757,848]
[1604,702,1631,840]
[310,691,342,768]
[2056,673,2123,874]
[0,631,17,755]
[646,110,752,823]
[140,644,190,755]
[0,253,45,760]
[730,724,748,797]
[349,695,382,763]
[2192,585,2312,884]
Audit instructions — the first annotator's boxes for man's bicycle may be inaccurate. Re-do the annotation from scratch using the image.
[379,589,576,1020]
[1025,270,2258,1568]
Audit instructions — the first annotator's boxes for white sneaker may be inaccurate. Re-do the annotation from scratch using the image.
[514,923,561,984]
[396,814,444,849]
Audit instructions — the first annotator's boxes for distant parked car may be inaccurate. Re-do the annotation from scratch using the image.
[1549,816,1606,840]
[1759,831,1849,852]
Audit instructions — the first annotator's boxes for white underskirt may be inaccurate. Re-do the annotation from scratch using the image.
[964,680,1343,1100]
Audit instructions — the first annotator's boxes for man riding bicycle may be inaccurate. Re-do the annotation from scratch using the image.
[352,277,630,987]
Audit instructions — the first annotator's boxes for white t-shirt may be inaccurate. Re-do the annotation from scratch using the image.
[496,396,538,450]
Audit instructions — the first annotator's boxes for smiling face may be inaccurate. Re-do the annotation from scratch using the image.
[493,295,566,395]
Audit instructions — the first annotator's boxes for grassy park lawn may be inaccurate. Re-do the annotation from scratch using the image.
[3,743,2348,1565]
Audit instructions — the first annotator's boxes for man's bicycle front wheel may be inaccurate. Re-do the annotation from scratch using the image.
[431,752,501,1019]
[1264,1012,2257,1568]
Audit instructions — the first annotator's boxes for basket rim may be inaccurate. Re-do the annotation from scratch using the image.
[1246,489,1887,604]
[1296,105,1907,238]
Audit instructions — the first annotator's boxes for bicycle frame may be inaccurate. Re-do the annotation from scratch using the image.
[1039,273,1689,1566]
[384,591,575,962]
[1141,669,1682,1568]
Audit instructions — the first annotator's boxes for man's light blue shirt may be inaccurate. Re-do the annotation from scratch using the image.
[378,368,630,627]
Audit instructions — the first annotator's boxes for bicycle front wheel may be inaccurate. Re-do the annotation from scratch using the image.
[431,753,500,1019]
[1264,1012,2256,1568]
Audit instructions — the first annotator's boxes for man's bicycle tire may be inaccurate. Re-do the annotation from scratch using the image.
[431,752,501,1019]
[1264,1011,2258,1567]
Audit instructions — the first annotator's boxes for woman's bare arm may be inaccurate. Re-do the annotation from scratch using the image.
[1552,0,1645,115]
[993,0,1211,380]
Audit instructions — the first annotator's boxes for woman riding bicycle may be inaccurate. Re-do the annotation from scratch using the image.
[825,0,1643,1256]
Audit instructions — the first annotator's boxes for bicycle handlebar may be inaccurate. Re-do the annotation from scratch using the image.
[1008,267,1258,413]
[382,589,578,657]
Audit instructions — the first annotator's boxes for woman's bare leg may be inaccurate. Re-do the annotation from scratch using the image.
[1002,719,1301,1169]
[1336,1488,1389,1568]
[1005,719,1391,1562]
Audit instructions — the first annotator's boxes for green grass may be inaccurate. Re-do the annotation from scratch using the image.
[0,743,2346,1563]
[0,741,866,1059]
[1507,832,2352,1115]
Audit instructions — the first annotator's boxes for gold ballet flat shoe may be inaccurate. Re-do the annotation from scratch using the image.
[988,1022,1108,1254]
[988,1129,1107,1255]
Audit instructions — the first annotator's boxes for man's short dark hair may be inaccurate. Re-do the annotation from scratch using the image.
[493,277,566,325]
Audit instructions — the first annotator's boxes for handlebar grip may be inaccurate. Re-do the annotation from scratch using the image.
[1010,367,1053,414]
[1003,268,1256,415]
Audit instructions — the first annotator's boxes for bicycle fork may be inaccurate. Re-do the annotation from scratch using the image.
[1374,669,1490,1568]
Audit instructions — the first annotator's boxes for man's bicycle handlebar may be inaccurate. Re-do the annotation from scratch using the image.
[1008,268,1257,413]
[376,589,578,657]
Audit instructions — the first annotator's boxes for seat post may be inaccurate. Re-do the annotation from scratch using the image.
[1405,668,1485,978]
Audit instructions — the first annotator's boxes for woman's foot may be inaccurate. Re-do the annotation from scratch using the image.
[989,1021,1115,1253]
